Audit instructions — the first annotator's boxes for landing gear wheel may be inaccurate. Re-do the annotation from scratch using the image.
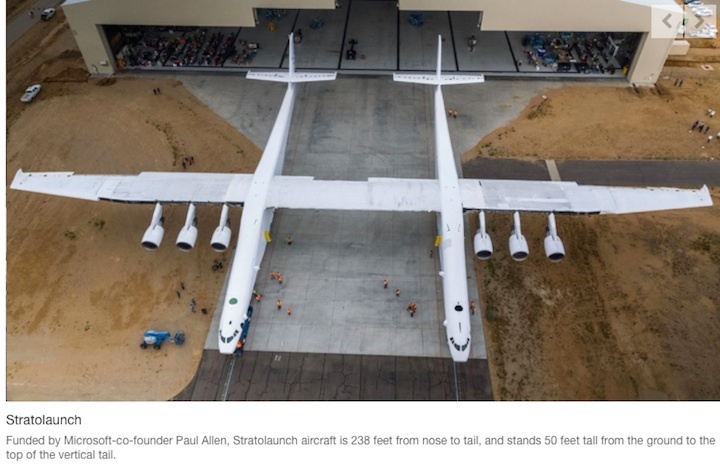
[140,342,148,349]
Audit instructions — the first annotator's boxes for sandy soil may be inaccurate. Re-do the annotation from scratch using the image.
[463,76,720,162]
[6,16,720,401]
[470,205,720,400]
[463,69,720,399]
[6,27,261,400]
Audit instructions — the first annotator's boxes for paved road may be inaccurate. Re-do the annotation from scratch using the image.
[174,350,493,401]
[463,158,720,186]
[6,0,63,46]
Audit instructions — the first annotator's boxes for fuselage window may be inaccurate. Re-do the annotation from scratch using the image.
[454,305,463,312]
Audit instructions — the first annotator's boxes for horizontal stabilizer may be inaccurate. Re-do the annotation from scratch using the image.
[246,71,337,83]
[393,73,485,86]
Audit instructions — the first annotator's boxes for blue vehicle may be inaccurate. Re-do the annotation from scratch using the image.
[233,306,253,355]
[140,331,185,349]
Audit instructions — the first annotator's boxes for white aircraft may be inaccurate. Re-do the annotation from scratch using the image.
[11,35,712,362]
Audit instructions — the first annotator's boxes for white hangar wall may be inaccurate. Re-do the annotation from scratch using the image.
[63,0,677,83]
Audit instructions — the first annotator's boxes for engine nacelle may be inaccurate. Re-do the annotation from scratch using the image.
[544,213,565,262]
[508,211,529,261]
[473,211,493,259]
[141,203,165,251]
[211,204,232,252]
[176,204,198,252]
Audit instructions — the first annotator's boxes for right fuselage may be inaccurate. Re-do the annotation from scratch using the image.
[433,85,472,362]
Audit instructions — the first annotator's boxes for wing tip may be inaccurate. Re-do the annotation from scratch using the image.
[700,184,713,205]
[11,169,25,189]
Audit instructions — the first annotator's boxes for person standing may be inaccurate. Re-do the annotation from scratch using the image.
[383,279,388,289]
[287,308,292,316]
[395,289,400,297]
[277,300,282,310]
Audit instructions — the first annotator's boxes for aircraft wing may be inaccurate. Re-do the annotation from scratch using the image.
[267,176,441,212]
[10,170,254,204]
[459,179,713,214]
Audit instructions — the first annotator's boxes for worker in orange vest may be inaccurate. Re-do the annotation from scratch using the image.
[277,300,282,310]
[287,307,292,316]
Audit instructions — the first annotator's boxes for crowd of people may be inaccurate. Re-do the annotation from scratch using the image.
[113,26,259,69]
[520,32,635,75]
[690,109,720,144]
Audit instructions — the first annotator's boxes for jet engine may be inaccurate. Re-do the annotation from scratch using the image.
[473,211,493,260]
[543,213,565,262]
[176,204,198,251]
[508,211,529,261]
[211,204,232,252]
[141,203,165,250]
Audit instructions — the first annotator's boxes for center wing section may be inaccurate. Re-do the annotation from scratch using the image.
[459,179,712,214]
[267,176,441,212]
[10,170,254,205]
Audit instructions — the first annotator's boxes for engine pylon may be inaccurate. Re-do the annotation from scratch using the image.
[508,211,529,261]
[473,211,493,260]
[543,213,565,262]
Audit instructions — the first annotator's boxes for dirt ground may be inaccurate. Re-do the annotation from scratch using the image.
[463,67,720,399]
[6,23,261,400]
[6,17,720,400]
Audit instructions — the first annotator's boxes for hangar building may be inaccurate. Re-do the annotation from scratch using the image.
[62,0,681,83]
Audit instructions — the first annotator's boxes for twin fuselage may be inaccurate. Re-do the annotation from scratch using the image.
[217,81,472,362]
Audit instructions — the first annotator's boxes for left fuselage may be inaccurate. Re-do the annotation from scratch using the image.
[218,84,296,354]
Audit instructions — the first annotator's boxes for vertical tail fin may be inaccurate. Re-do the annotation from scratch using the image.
[436,34,442,82]
[394,35,485,85]
[288,32,295,81]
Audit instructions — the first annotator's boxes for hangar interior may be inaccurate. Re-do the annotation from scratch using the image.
[64,0,677,83]
[103,7,641,77]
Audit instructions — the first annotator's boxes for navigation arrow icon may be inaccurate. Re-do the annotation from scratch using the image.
[663,13,673,29]
[695,14,705,29]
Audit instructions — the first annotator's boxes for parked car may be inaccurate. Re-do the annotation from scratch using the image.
[21,84,42,103]
[41,8,55,20]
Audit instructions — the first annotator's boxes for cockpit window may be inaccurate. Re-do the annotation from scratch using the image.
[450,336,470,352]
[219,329,240,343]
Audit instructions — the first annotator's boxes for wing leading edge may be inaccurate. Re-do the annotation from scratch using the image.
[459,179,712,214]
